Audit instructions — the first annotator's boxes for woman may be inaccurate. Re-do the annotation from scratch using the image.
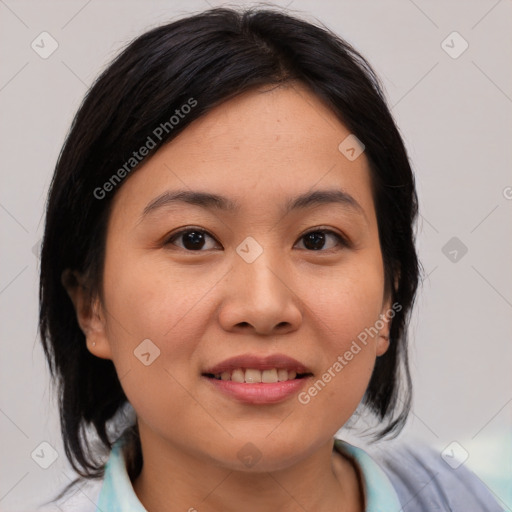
[38,7,503,511]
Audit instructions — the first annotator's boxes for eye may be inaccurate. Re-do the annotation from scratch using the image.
[165,228,220,251]
[295,229,348,251]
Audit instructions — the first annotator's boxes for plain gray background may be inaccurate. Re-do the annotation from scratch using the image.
[1,0,511,510]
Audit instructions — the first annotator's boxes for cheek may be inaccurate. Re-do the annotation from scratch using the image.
[99,252,229,423]
[291,257,385,417]
[102,252,219,349]
[100,255,223,433]
[306,258,385,346]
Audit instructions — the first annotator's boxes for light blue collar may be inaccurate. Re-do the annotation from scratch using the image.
[334,439,402,511]
[96,436,146,512]
[96,437,401,511]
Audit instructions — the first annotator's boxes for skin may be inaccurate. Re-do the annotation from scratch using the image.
[66,81,391,512]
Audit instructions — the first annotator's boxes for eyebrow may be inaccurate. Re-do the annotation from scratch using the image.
[141,188,366,220]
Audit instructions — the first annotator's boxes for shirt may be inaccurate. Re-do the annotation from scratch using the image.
[46,435,505,511]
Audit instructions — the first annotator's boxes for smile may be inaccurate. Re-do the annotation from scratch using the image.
[202,353,313,404]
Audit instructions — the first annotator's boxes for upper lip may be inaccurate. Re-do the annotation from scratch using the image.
[203,353,312,375]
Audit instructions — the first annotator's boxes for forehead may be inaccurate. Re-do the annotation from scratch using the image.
[110,82,375,222]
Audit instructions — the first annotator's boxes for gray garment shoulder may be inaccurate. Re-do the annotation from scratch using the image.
[369,442,504,512]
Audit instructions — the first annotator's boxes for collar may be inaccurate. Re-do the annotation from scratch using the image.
[333,439,402,511]
[96,437,401,511]
[96,435,145,512]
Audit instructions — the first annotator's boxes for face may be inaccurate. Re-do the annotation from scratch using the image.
[76,82,391,472]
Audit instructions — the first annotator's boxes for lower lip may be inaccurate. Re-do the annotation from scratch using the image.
[203,376,311,404]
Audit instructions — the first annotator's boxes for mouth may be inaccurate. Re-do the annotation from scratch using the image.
[201,353,313,404]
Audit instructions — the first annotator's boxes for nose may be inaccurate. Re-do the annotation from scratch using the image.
[217,252,303,336]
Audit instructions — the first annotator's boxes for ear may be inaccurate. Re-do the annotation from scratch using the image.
[61,268,113,360]
[376,270,401,356]
[376,298,392,357]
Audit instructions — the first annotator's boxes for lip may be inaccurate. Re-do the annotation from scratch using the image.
[202,353,313,405]
[204,377,312,404]
[202,353,311,375]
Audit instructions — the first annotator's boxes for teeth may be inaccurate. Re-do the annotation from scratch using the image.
[262,369,278,383]
[213,368,300,383]
[245,369,262,383]
[277,369,288,381]
[231,369,245,383]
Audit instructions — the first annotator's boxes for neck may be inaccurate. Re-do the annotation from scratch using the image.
[131,428,364,512]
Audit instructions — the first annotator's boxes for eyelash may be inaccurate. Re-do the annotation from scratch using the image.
[164,227,350,252]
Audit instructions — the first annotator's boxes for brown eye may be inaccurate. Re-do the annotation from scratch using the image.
[166,228,219,251]
[296,229,347,251]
